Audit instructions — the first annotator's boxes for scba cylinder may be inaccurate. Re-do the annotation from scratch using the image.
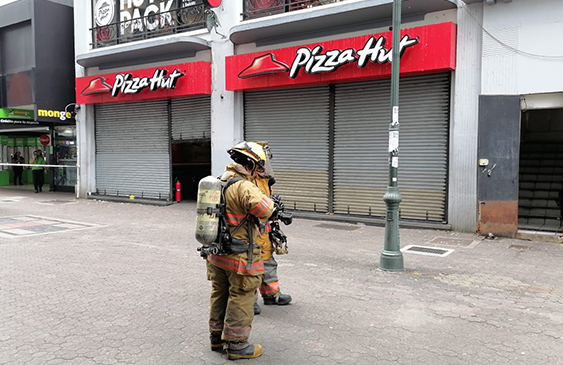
[195,176,222,245]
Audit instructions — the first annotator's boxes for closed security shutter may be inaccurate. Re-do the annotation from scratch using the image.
[171,97,211,141]
[95,101,171,200]
[334,73,450,221]
[245,87,330,212]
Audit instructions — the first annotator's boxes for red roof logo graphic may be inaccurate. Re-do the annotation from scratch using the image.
[238,53,289,79]
[81,77,112,96]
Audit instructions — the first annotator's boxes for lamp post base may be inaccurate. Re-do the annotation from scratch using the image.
[380,250,404,272]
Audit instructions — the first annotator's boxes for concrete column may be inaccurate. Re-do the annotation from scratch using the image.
[73,0,95,198]
[75,105,96,198]
[448,2,483,232]
[209,1,243,177]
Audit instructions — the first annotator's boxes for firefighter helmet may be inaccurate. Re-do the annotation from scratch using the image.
[228,141,274,177]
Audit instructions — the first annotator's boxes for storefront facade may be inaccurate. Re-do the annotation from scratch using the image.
[74,0,481,229]
[75,62,211,201]
[475,0,563,236]
[75,1,563,235]
[226,23,456,222]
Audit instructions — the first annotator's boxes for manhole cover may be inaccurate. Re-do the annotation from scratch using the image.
[426,236,477,247]
[402,245,454,257]
[314,223,360,231]
[37,200,77,205]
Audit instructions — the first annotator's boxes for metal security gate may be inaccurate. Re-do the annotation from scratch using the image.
[334,73,450,221]
[95,101,171,200]
[245,87,330,212]
[171,97,211,141]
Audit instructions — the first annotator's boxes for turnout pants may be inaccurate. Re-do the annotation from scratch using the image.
[259,256,280,297]
[207,261,261,343]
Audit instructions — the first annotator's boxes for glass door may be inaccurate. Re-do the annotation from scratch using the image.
[53,126,77,192]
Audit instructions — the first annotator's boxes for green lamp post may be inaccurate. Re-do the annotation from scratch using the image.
[380,0,404,272]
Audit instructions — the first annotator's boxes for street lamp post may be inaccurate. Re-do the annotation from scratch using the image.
[380,0,404,271]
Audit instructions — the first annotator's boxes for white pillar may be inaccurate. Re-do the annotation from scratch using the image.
[210,1,244,177]
[73,0,96,198]
[448,1,483,231]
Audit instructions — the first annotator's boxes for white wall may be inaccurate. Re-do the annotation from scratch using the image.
[481,0,563,95]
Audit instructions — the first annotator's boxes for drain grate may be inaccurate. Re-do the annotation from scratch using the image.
[314,223,360,231]
[401,245,454,257]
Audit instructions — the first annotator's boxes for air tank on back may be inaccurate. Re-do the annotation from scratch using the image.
[195,176,222,245]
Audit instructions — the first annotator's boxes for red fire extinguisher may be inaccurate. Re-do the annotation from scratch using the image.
[175,179,182,202]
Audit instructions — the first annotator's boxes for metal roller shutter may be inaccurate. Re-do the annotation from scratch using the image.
[171,97,211,141]
[334,73,450,221]
[95,101,171,200]
[245,86,330,212]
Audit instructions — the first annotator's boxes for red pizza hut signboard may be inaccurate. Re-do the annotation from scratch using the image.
[76,61,211,104]
[226,22,456,91]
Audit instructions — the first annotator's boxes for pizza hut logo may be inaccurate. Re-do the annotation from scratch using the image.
[238,35,419,79]
[81,69,184,97]
[238,54,289,79]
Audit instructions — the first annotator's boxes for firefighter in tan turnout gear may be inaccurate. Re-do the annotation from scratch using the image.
[205,141,275,360]
[229,142,293,315]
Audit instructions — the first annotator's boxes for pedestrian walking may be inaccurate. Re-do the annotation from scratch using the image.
[30,150,46,193]
[11,151,24,185]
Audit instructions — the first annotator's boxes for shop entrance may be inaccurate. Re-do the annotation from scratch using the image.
[518,108,563,232]
[172,140,211,201]
[0,126,51,191]
[0,125,77,193]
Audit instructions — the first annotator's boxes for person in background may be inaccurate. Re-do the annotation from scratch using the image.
[11,151,24,185]
[30,150,46,193]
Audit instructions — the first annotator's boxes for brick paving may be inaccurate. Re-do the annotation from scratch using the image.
[0,188,562,364]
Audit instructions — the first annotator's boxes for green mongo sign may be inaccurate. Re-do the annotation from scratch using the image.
[0,108,35,120]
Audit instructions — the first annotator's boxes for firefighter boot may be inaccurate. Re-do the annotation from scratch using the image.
[253,303,261,315]
[210,333,225,353]
[227,343,263,360]
[263,292,292,305]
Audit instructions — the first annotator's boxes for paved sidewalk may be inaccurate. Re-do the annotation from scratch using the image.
[0,189,562,365]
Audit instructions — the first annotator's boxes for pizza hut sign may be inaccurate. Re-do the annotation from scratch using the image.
[75,62,212,104]
[81,69,184,97]
[239,35,418,80]
[226,22,457,91]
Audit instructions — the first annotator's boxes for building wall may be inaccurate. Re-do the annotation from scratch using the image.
[34,0,75,116]
[481,0,563,95]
